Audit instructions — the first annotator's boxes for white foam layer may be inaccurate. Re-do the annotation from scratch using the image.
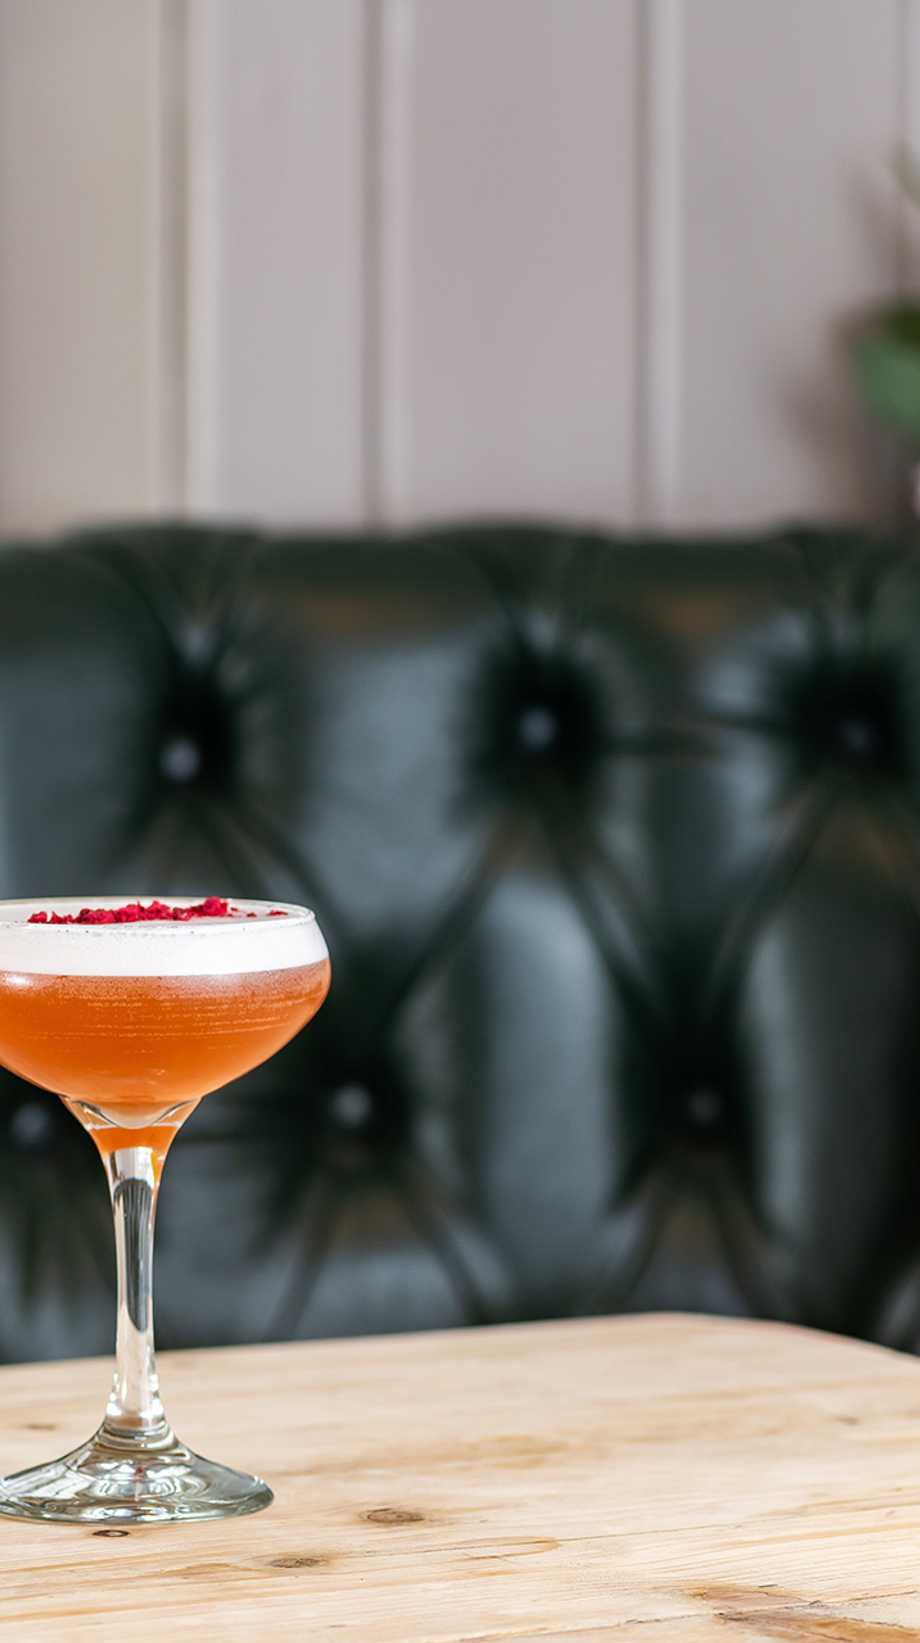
[0,898,328,976]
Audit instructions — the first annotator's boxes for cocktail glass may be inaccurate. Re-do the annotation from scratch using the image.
[0,896,330,1524]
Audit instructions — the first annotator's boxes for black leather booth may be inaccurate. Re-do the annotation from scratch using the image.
[1,520,919,1361]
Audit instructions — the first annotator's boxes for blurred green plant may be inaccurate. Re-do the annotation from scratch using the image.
[853,146,920,440]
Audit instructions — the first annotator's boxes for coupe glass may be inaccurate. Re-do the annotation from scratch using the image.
[0,896,330,1524]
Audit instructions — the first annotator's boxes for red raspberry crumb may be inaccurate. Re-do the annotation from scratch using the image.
[27,897,238,925]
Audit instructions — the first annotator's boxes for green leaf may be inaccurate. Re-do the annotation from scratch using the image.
[854,311,920,438]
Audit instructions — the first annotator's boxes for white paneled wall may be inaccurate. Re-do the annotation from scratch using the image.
[0,0,915,535]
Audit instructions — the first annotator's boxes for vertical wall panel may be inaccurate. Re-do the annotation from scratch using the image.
[0,0,154,533]
[401,0,639,525]
[189,0,367,524]
[677,0,902,528]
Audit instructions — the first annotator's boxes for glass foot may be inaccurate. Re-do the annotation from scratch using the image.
[0,1427,273,1524]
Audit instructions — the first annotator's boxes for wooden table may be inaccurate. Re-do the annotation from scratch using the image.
[1,1314,920,1640]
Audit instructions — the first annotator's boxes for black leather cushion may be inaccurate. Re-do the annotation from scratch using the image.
[1,521,920,1359]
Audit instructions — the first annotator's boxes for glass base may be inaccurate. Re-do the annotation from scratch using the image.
[0,1427,273,1524]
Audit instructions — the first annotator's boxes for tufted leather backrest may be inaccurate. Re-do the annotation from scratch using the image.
[1,521,920,1361]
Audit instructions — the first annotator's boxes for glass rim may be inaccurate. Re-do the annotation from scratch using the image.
[0,896,317,932]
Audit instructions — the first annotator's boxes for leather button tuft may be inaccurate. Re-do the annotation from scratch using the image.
[685,1088,724,1133]
[517,705,559,753]
[160,735,203,784]
[834,714,882,763]
[329,1084,373,1131]
[10,1101,54,1152]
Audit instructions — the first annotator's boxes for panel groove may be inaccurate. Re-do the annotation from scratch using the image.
[147,0,189,513]
[635,0,684,529]
[185,0,221,513]
[363,0,413,528]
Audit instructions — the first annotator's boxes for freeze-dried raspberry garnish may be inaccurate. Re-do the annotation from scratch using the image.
[27,898,236,925]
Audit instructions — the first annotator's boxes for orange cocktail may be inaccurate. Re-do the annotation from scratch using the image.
[0,961,329,1161]
[0,895,330,1525]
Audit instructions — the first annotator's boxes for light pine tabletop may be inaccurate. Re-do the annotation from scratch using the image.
[0,1312,917,1640]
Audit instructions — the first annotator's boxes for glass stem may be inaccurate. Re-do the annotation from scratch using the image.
[101,1146,172,1447]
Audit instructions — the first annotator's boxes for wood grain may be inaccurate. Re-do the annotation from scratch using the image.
[0,1314,919,1639]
